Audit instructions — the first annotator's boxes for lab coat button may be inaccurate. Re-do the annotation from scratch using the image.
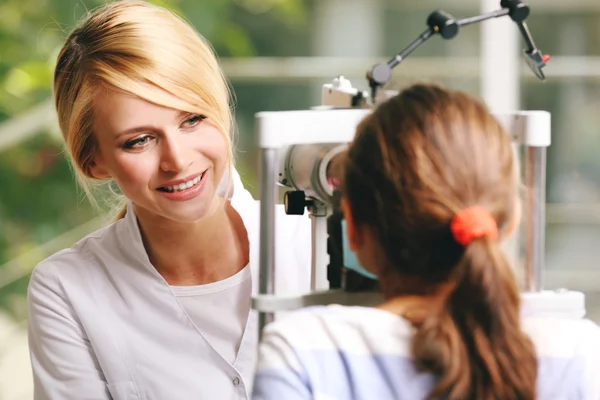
[233,377,240,386]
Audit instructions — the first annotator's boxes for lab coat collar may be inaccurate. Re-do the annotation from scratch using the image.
[123,201,151,264]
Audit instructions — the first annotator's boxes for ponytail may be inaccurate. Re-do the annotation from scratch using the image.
[411,237,538,400]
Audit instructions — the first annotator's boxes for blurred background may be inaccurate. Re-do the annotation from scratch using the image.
[0,0,599,397]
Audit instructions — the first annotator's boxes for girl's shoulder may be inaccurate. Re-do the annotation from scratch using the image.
[263,305,414,356]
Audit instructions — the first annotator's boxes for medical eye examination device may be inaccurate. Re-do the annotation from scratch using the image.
[251,0,586,334]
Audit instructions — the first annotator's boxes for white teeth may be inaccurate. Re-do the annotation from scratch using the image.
[163,173,204,193]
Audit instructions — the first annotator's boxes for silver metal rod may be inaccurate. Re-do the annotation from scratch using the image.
[501,144,522,272]
[310,210,330,291]
[524,146,547,292]
[258,148,277,337]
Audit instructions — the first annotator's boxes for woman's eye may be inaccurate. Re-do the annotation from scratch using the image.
[182,114,206,128]
[123,135,153,149]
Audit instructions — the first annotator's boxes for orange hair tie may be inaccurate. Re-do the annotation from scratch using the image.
[450,205,498,246]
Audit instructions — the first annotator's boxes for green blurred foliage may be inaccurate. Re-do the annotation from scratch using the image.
[0,0,309,321]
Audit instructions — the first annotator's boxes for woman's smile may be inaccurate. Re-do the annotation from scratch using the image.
[156,169,210,201]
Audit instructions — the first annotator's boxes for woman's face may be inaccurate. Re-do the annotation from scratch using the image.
[90,88,228,223]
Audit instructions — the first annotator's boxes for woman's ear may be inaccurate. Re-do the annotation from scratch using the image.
[89,156,111,180]
[341,197,361,252]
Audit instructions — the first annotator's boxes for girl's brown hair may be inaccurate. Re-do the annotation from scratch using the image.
[342,83,537,399]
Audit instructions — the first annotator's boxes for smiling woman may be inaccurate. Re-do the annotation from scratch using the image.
[25,1,312,399]
[52,0,234,219]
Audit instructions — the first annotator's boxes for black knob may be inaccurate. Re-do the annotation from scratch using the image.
[501,0,530,22]
[427,10,459,39]
[284,191,306,215]
[368,62,392,87]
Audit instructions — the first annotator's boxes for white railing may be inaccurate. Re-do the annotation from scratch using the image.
[219,56,600,82]
[0,99,56,152]
[0,217,106,290]
[1,56,600,152]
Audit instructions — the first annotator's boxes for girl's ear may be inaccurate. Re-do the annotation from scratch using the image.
[502,199,522,240]
[341,197,361,252]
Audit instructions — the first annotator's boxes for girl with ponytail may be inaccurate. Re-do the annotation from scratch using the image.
[253,83,600,400]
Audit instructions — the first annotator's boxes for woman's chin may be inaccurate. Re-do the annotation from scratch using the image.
[158,198,220,224]
[132,191,220,224]
[163,194,223,223]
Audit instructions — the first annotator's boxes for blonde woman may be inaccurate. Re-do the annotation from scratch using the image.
[26,1,312,399]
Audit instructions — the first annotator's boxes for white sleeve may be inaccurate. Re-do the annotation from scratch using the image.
[27,262,111,400]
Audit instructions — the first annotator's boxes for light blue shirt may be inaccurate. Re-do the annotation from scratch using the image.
[253,305,600,400]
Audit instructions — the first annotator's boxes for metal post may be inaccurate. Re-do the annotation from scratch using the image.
[309,206,330,291]
[525,146,546,292]
[480,0,523,284]
[258,148,277,336]
[480,0,520,112]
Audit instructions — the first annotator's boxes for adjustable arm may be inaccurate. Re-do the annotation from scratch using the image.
[366,28,435,98]
[500,0,550,80]
[367,0,549,102]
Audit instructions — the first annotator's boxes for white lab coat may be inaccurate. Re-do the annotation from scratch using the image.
[26,169,313,400]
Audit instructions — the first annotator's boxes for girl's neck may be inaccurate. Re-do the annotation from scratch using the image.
[376,279,455,323]
[376,295,444,323]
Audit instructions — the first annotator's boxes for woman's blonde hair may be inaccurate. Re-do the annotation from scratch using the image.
[53,0,234,219]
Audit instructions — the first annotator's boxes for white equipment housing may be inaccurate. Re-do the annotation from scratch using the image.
[251,77,586,334]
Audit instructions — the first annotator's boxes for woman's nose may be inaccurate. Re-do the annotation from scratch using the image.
[159,137,189,173]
